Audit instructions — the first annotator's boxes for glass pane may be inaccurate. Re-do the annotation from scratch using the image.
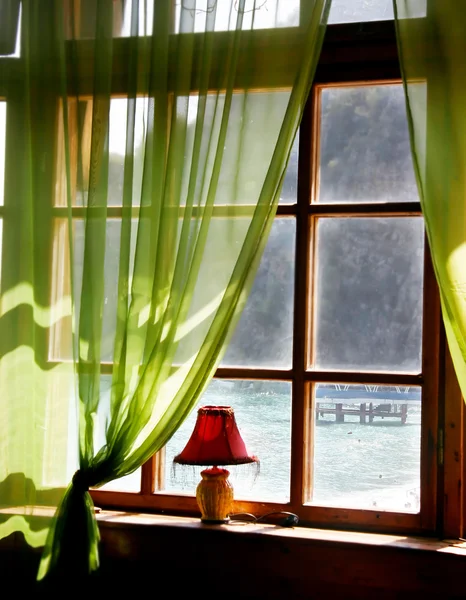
[92,375,141,493]
[0,1,21,56]
[329,0,394,23]
[311,383,421,513]
[69,0,154,38]
[98,471,141,492]
[328,0,425,23]
[175,0,299,33]
[318,85,419,203]
[58,98,147,207]
[163,379,291,503]
[49,219,138,361]
[0,102,5,206]
[118,0,154,37]
[221,218,295,368]
[180,91,292,207]
[107,99,147,207]
[66,91,293,208]
[73,219,138,362]
[313,217,424,372]
[280,133,298,205]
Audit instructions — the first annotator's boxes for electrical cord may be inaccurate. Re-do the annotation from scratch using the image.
[229,511,299,527]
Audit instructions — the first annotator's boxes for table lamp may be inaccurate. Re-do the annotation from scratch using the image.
[173,405,259,523]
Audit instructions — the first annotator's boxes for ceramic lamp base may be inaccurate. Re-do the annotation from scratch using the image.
[196,466,233,523]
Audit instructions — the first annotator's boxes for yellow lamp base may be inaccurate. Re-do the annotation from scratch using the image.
[196,466,233,523]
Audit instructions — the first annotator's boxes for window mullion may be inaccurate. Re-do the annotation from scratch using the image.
[419,223,442,533]
[289,92,314,507]
[442,340,464,539]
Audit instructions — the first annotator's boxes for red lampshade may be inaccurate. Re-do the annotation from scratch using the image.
[173,405,258,467]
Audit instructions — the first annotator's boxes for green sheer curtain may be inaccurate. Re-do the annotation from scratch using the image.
[0,0,330,582]
[394,0,466,398]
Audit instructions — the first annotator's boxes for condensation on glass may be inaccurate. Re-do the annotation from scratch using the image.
[221,218,296,369]
[312,216,425,373]
[162,378,292,503]
[317,84,419,204]
[309,382,421,513]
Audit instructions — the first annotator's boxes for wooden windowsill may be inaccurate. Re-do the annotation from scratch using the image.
[1,505,465,559]
[95,509,466,558]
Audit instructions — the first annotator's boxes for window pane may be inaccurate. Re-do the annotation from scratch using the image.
[310,383,421,513]
[313,217,424,372]
[280,133,298,205]
[117,0,154,37]
[328,0,394,23]
[92,375,141,492]
[107,99,147,207]
[64,92,293,208]
[51,219,138,361]
[221,218,295,369]
[70,0,300,37]
[328,0,426,23]
[163,379,291,503]
[180,91,292,207]
[318,85,418,203]
[0,1,21,56]
[67,0,154,38]
[175,0,299,33]
[0,102,5,206]
[74,220,138,362]
[57,98,147,207]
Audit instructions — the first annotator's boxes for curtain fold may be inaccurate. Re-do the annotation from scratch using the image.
[0,0,330,582]
[394,0,466,398]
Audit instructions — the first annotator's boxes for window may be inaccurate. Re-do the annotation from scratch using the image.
[43,3,462,538]
[130,78,437,531]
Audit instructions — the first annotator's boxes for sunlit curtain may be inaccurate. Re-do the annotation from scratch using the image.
[394,0,466,398]
[0,0,331,582]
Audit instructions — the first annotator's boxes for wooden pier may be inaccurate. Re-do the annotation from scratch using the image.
[315,402,408,424]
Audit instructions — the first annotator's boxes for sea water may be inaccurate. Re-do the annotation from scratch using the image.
[165,379,421,514]
[98,377,421,514]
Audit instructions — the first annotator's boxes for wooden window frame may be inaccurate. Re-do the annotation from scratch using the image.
[31,15,462,538]
[91,83,441,536]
